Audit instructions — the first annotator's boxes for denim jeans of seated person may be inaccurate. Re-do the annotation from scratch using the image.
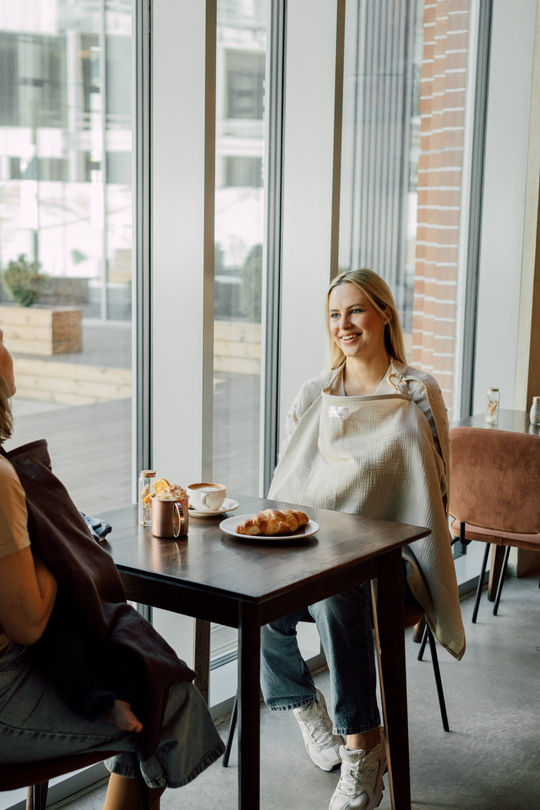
[260,567,415,737]
[0,644,225,788]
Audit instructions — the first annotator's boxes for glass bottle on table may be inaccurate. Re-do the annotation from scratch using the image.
[485,388,500,425]
[139,470,156,526]
[530,396,540,425]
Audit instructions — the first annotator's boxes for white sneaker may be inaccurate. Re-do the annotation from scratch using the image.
[292,689,343,771]
[329,730,386,810]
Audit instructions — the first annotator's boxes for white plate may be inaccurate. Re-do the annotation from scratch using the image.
[219,514,320,541]
[189,498,240,518]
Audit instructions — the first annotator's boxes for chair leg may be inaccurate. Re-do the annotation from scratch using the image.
[493,546,511,616]
[134,762,152,810]
[472,543,490,624]
[426,626,450,732]
[417,625,428,661]
[222,693,238,768]
[27,783,48,810]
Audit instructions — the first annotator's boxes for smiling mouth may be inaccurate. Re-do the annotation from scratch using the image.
[340,334,360,342]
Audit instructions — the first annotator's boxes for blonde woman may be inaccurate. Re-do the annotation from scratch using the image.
[0,330,224,809]
[261,270,464,810]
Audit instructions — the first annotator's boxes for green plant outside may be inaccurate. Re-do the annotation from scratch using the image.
[240,244,262,323]
[1,254,47,307]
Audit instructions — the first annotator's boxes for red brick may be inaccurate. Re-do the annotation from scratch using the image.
[432,355,455,372]
[433,225,460,245]
[432,265,458,282]
[448,0,470,13]
[433,75,448,95]
[432,94,446,113]
[421,97,434,116]
[423,42,436,61]
[442,109,465,128]
[434,336,455,353]
[436,1,450,19]
[434,319,456,337]
[446,50,468,70]
[436,189,462,207]
[444,71,467,90]
[442,129,464,149]
[423,299,437,317]
[413,314,426,332]
[424,5,437,24]
[425,245,458,263]
[446,31,469,50]
[448,9,469,30]
[434,302,456,320]
[427,207,460,226]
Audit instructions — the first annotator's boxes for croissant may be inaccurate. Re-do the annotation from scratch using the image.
[236,509,309,536]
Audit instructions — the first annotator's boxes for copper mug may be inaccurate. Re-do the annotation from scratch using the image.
[151,496,189,538]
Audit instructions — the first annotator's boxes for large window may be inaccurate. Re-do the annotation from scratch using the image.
[0,0,133,513]
[338,0,479,416]
[213,0,267,495]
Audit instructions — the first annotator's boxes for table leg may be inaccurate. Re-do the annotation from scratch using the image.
[193,619,210,704]
[238,602,261,810]
[372,548,410,810]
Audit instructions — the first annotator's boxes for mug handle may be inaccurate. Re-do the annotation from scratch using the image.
[173,501,187,538]
[202,491,222,510]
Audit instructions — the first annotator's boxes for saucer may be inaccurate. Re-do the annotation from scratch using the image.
[189,498,240,518]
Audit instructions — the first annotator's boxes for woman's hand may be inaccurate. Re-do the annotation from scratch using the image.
[0,547,57,645]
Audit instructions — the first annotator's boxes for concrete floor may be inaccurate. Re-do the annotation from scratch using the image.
[51,575,540,810]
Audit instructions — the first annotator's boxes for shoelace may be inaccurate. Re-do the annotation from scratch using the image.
[338,757,379,798]
[304,713,334,747]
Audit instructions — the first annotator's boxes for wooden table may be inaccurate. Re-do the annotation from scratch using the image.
[451,408,539,436]
[101,495,430,810]
[450,409,539,596]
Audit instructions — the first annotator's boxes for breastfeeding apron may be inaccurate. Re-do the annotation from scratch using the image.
[269,376,465,660]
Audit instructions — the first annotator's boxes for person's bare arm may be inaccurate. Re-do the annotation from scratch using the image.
[0,547,57,645]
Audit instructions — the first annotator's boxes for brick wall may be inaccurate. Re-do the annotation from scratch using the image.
[412,0,470,410]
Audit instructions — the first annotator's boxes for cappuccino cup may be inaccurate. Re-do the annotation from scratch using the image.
[187,483,226,512]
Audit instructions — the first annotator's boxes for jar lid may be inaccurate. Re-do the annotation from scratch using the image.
[533,396,540,404]
[488,388,499,392]
[140,470,156,478]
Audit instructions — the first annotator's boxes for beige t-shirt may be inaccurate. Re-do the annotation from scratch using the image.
[0,455,31,658]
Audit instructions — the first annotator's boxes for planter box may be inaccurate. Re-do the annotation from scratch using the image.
[0,305,82,355]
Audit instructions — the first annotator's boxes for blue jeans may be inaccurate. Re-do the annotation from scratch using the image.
[0,644,224,787]
[260,584,380,737]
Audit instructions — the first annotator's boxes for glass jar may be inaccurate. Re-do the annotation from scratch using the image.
[530,396,540,426]
[139,470,156,526]
[485,388,500,425]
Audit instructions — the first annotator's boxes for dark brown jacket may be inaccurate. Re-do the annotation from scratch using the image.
[2,440,196,759]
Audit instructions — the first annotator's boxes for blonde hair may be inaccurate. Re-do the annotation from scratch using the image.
[326,269,407,369]
[0,374,13,445]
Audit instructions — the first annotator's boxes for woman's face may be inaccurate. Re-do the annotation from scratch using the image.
[0,329,16,396]
[328,283,389,362]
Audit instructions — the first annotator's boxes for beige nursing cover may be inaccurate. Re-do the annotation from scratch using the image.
[269,370,465,661]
